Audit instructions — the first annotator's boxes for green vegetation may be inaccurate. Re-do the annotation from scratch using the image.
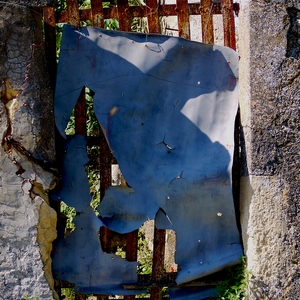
[60,201,76,233]
[137,230,153,275]
[61,288,75,300]
[211,256,249,300]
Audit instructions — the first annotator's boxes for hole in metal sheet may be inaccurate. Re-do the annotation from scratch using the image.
[165,229,178,273]
[65,108,75,135]
[137,220,154,275]
[131,17,149,34]
[60,201,76,235]
[111,164,122,186]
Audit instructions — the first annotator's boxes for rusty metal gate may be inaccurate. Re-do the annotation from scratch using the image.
[43,0,239,299]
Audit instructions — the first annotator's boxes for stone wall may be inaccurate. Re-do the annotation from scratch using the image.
[0,2,58,299]
[239,1,300,299]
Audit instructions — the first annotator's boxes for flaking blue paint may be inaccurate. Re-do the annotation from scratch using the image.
[53,24,243,297]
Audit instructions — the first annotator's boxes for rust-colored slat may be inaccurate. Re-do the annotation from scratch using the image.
[126,229,138,261]
[146,0,160,33]
[221,0,236,50]
[56,4,223,23]
[43,7,57,89]
[91,0,104,27]
[189,2,221,15]
[151,228,166,282]
[150,227,166,300]
[99,226,113,253]
[74,88,87,135]
[116,0,131,32]
[66,0,81,26]
[176,0,190,39]
[201,0,214,44]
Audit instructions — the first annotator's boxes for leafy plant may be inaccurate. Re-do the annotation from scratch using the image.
[115,246,126,259]
[61,288,75,300]
[211,256,249,300]
[137,231,153,275]
[104,18,120,30]
[60,201,76,233]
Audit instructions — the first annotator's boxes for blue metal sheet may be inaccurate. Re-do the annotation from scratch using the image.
[54,24,242,291]
[51,134,139,294]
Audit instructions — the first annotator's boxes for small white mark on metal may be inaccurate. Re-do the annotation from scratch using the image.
[167,196,171,200]
[217,212,222,217]
[197,81,201,85]
[198,240,201,243]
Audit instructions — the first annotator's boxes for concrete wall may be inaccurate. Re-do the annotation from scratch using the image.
[239,1,300,298]
[0,2,58,299]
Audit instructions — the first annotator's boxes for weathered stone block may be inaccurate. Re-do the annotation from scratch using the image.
[239,1,300,298]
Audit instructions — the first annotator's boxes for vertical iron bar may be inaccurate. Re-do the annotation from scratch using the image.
[221,0,236,50]
[146,0,160,33]
[176,0,190,39]
[150,227,166,300]
[66,0,81,26]
[116,0,131,32]
[91,0,105,28]
[201,0,214,44]
[126,229,138,261]
[99,226,113,253]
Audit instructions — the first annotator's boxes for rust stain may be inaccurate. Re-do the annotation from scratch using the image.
[146,0,160,33]
[176,0,190,39]
[221,0,236,50]
[55,3,223,23]
[201,0,214,44]
[66,0,81,27]
[116,0,131,32]
[91,0,104,27]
